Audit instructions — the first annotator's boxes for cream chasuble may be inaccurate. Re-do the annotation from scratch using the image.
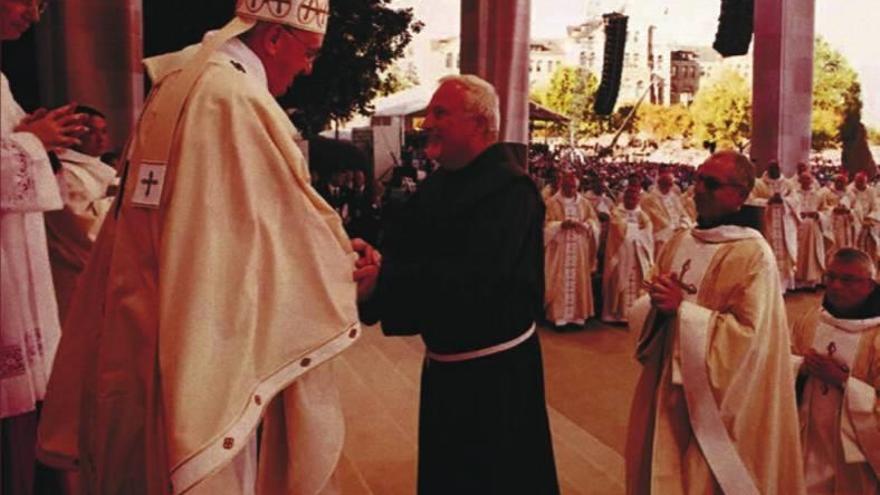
[795,187,831,289]
[791,308,880,494]
[37,20,359,495]
[640,190,693,257]
[753,175,799,291]
[821,188,859,257]
[544,193,599,325]
[626,225,805,495]
[601,206,653,323]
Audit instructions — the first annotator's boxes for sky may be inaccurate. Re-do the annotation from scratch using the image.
[392,0,880,126]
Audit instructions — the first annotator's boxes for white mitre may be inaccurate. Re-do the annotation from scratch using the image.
[236,0,330,33]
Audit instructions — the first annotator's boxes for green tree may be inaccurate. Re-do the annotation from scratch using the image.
[282,0,423,136]
[378,61,420,97]
[812,37,862,150]
[534,65,607,139]
[636,103,693,142]
[868,126,880,146]
[690,68,751,151]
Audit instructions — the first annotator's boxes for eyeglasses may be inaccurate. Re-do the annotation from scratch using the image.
[282,26,321,63]
[823,273,873,284]
[695,173,742,192]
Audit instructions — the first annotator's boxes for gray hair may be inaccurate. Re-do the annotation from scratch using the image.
[438,75,500,135]
[831,248,877,279]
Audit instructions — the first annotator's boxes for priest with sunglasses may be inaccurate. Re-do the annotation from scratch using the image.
[626,151,805,494]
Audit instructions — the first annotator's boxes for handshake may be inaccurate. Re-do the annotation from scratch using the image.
[352,238,382,302]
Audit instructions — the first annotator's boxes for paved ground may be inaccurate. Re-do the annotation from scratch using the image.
[333,290,822,494]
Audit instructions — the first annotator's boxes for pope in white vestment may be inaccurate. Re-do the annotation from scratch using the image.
[37,3,360,494]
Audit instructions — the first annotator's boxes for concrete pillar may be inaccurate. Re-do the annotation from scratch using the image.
[36,0,143,152]
[751,0,815,176]
[459,0,530,145]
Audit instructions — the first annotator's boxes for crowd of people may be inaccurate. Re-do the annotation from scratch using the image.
[2,1,879,494]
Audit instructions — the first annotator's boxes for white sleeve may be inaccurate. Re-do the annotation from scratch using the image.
[1,131,63,213]
[841,376,880,471]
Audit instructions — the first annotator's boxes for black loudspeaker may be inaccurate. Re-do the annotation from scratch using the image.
[713,0,754,57]
[594,13,628,116]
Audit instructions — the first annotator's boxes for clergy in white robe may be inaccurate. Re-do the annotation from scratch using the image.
[850,173,880,276]
[627,151,805,494]
[640,172,693,257]
[752,161,799,291]
[794,173,831,289]
[584,181,616,217]
[821,174,859,256]
[791,248,880,494]
[44,146,116,322]
[37,5,360,494]
[1,3,91,492]
[544,172,600,326]
[601,186,653,324]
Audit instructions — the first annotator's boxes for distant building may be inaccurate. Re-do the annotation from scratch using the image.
[529,39,567,87]
[566,16,669,105]
[670,50,700,104]
[411,12,757,111]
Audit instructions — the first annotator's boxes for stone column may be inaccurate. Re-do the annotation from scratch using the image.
[459,0,530,145]
[751,0,815,176]
[36,0,144,152]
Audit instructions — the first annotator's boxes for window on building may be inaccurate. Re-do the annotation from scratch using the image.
[580,51,587,66]
[672,66,677,77]
[445,53,453,69]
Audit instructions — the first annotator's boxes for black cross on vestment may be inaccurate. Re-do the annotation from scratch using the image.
[141,171,159,197]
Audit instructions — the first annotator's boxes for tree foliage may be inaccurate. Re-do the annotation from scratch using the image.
[282,0,423,137]
[533,65,633,140]
[378,61,420,97]
[690,68,751,151]
[812,36,862,151]
[636,103,693,142]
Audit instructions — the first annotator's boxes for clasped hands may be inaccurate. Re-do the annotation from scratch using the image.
[561,219,586,231]
[352,238,381,302]
[14,103,88,152]
[643,272,686,315]
[802,349,849,390]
